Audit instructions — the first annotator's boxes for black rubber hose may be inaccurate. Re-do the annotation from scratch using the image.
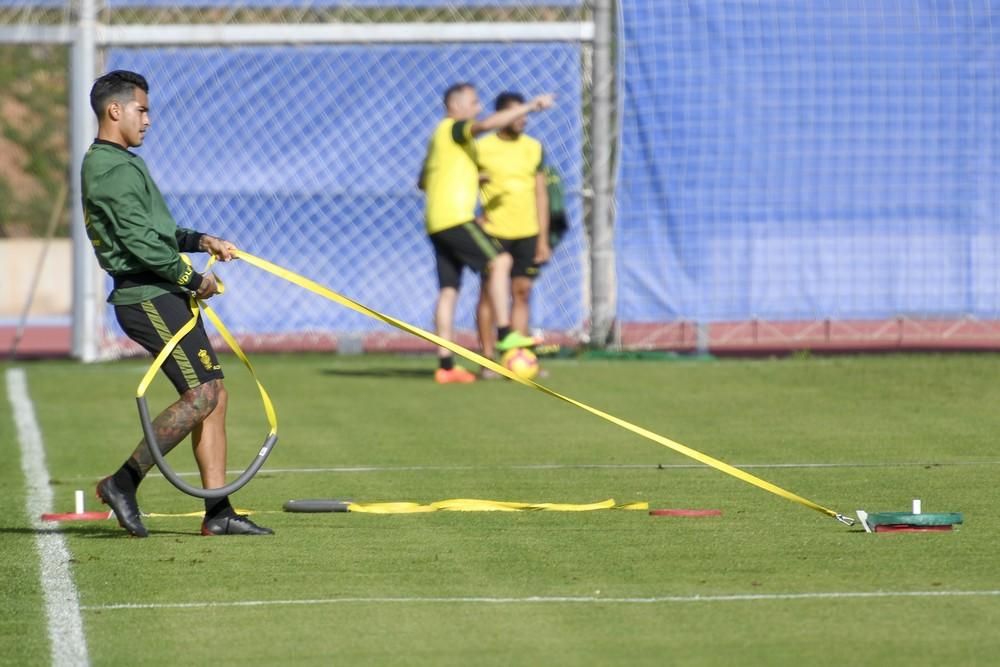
[137,396,277,499]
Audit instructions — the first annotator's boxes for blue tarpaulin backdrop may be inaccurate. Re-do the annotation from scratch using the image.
[617,1,1000,323]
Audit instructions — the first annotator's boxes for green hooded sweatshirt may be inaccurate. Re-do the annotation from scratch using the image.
[81,140,206,304]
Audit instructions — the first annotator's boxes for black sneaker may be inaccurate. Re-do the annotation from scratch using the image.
[201,513,274,536]
[96,476,148,538]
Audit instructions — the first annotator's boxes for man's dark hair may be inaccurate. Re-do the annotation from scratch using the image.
[443,82,474,108]
[494,91,525,111]
[90,70,148,119]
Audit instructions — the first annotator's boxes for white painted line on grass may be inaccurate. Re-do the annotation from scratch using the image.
[81,589,1000,611]
[60,460,1000,483]
[7,368,90,667]
[144,459,1000,478]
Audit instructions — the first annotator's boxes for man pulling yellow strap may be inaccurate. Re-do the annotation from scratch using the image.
[143,251,853,525]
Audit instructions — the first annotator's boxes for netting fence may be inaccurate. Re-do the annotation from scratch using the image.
[5,1,1000,358]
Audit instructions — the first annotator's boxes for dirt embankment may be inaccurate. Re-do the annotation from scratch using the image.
[0,45,70,238]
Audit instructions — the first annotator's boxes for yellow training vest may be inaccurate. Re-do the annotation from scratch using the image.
[477,132,544,240]
[422,118,479,234]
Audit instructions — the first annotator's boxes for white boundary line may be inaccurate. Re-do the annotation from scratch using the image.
[81,589,1000,611]
[7,369,90,667]
[84,459,998,480]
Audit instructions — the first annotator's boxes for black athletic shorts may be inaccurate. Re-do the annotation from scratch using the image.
[115,291,224,394]
[429,221,504,289]
[499,235,543,279]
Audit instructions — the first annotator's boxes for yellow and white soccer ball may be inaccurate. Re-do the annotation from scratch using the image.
[500,348,539,380]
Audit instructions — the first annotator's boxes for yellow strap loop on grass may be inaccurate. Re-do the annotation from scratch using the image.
[142,500,647,516]
[232,250,853,525]
[141,500,647,517]
[347,498,648,514]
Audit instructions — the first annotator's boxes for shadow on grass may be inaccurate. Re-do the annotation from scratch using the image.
[319,368,433,379]
[0,526,196,538]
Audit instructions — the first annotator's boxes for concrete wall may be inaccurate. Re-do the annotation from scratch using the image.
[1,239,72,317]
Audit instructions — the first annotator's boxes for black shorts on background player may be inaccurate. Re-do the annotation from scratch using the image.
[429,221,503,289]
[499,235,543,279]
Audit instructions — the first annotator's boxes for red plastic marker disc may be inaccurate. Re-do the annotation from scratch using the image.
[874,524,953,533]
[648,509,722,517]
[40,511,113,522]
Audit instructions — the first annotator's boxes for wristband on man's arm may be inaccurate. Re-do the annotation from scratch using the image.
[175,229,205,253]
[176,258,204,291]
[185,271,204,292]
[190,232,205,253]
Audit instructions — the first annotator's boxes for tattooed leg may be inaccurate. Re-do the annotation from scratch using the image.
[130,380,222,477]
[191,382,228,489]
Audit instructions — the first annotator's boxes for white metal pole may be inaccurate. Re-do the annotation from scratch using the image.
[101,22,593,45]
[589,0,617,348]
[70,0,100,361]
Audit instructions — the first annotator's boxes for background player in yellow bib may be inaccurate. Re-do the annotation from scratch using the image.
[475,91,551,369]
[418,83,554,383]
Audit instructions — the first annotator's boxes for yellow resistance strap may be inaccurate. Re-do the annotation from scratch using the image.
[230,250,853,526]
[135,256,278,438]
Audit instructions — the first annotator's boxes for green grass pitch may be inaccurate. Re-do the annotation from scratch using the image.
[3,353,1000,665]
